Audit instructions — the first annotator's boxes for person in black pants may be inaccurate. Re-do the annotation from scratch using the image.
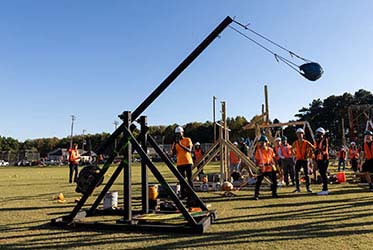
[292,128,315,193]
[253,135,278,200]
[171,126,194,199]
[314,127,330,195]
[68,143,81,183]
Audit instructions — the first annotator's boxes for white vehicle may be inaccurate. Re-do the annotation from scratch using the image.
[0,160,9,166]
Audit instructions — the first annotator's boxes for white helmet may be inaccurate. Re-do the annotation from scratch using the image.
[351,141,356,145]
[296,128,305,134]
[275,137,281,141]
[233,141,238,145]
[195,142,200,146]
[316,127,325,135]
[175,126,184,133]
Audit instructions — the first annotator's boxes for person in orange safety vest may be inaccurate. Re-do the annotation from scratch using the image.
[337,146,347,172]
[193,142,205,176]
[314,127,330,195]
[253,135,278,200]
[274,137,284,187]
[171,126,193,199]
[362,130,373,191]
[349,142,359,172]
[68,143,81,183]
[278,136,295,186]
[229,141,241,173]
[291,128,315,194]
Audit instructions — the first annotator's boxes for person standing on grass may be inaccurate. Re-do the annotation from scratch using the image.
[274,137,284,187]
[171,126,193,199]
[278,136,295,187]
[314,127,330,195]
[292,128,315,193]
[68,143,80,183]
[193,142,205,176]
[229,141,241,173]
[349,142,359,172]
[254,135,278,200]
[362,130,373,191]
[338,146,347,172]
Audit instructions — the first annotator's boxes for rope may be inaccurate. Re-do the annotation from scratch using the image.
[232,19,310,62]
[228,25,301,74]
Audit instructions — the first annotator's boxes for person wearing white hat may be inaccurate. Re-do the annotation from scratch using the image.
[229,141,241,173]
[171,126,194,199]
[278,136,295,186]
[193,142,205,176]
[337,146,347,172]
[291,128,315,193]
[314,127,330,195]
[349,142,359,172]
[253,135,278,200]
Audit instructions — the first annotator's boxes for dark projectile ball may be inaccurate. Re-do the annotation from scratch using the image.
[299,62,324,81]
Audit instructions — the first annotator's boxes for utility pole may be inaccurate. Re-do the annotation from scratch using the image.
[70,115,75,149]
[82,129,86,151]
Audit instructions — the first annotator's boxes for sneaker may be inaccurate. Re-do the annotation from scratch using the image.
[292,189,300,193]
[253,196,259,200]
[317,190,329,195]
[307,189,313,193]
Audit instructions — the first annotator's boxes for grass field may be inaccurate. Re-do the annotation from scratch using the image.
[1,163,373,250]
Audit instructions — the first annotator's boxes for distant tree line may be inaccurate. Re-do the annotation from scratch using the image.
[1,89,372,156]
[294,89,373,148]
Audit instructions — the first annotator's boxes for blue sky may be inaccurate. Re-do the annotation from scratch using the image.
[1,1,372,141]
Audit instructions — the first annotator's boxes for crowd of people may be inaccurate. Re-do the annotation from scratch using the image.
[66,125,373,202]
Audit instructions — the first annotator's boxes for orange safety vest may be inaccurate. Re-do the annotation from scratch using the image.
[315,138,329,161]
[229,151,240,164]
[293,140,308,160]
[255,146,274,172]
[338,149,346,159]
[280,143,291,159]
[364,142,373,160]
[274,145,280,161]
[68,148,80,164]
[194,148,203,163]
[349,148,359,159]
[175,137,193,165]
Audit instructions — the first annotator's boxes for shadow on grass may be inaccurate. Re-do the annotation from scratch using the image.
[3,184,373,249]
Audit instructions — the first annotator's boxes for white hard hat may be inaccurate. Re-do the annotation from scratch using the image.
[175,126,184,133]
[275,137,281,141]
[351,142,356,145]
[195,142,200,146]
[316,127,325,134]
[233,141,238,145]
[296,128,305,134]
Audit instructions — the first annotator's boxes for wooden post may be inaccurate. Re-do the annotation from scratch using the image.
[264,85,269,125]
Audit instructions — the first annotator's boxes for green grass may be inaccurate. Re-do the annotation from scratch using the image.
[1,163,373,250]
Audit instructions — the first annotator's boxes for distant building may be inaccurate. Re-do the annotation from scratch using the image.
[47,148,69,162]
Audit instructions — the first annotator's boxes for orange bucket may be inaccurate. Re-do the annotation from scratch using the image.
[336,172,346,183]
[148,185,158,200]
